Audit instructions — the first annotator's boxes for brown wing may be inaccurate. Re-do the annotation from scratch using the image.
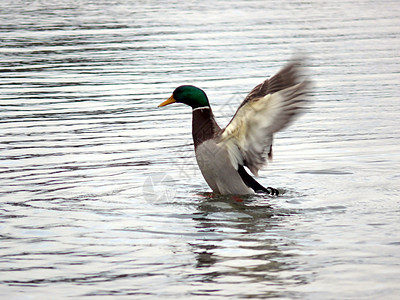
[219,59,310,175]
[238,59,306,110]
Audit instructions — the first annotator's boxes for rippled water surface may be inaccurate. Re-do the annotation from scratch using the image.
[1,0,400,299]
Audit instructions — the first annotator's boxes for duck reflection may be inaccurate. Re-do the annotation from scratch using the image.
[190,193,308,295]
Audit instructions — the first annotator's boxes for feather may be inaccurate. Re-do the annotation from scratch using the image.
[218,62,310,176]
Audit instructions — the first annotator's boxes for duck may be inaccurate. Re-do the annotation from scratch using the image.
[158,60,310,195]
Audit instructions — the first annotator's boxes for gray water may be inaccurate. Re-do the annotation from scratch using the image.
[1,0,400,299]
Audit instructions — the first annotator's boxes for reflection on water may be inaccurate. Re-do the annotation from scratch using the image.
[192,196,299,298]
[187,194,332,298]
[1,0,400,299]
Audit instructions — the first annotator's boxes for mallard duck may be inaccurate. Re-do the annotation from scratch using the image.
[158,60,310,195]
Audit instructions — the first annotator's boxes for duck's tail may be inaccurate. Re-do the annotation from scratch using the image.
[238,165,279,196]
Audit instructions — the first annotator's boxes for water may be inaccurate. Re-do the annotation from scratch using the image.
[1,0,400,299]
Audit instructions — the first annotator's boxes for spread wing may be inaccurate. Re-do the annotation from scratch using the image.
[218,60,310,176]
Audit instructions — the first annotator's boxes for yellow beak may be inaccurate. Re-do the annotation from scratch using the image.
[158,95,176,107]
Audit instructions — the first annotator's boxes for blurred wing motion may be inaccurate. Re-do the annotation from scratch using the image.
[219,60,311,176]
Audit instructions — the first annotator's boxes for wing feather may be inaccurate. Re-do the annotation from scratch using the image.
[218,61,310,176]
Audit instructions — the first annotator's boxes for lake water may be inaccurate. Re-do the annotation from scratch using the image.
[1,0,400,299]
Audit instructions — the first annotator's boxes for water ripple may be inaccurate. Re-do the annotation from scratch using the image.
[1,0,400,299]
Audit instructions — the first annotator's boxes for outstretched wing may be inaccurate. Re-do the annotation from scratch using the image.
[218,61,310,176]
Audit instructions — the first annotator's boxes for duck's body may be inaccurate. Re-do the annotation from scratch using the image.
[159,60,310,195]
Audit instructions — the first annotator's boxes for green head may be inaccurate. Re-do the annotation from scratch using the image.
[159,85,210,109]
